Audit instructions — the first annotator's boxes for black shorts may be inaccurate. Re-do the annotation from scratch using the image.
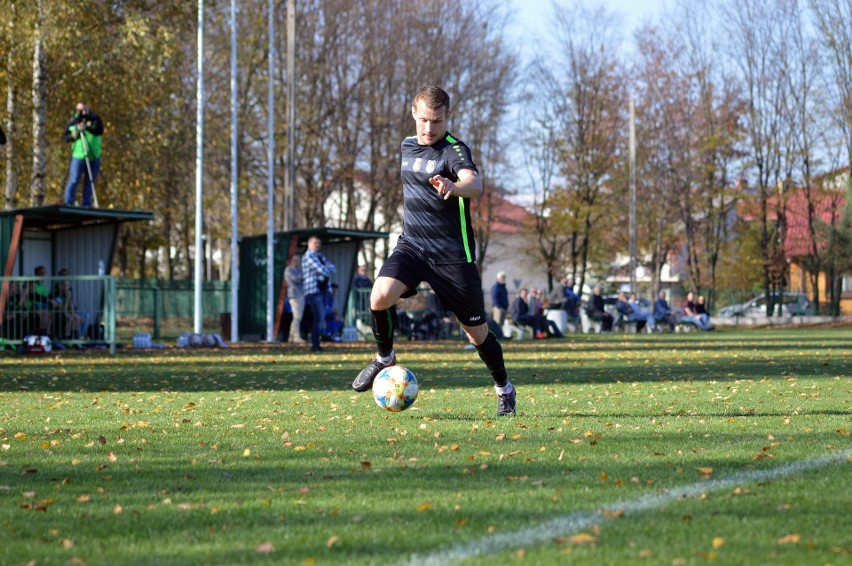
[378,240,486,327]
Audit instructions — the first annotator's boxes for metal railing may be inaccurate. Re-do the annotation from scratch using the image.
[115,278,231,339]
[1,275,116,354]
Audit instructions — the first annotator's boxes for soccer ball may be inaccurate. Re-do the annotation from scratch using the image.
[372,366,419,412]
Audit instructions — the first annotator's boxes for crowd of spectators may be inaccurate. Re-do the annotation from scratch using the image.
[485,271,716,336]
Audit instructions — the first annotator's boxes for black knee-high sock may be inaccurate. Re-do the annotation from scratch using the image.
[371,307,397,358]
[475,331,508,387]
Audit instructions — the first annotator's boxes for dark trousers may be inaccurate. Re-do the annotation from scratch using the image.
[304,292,325,349]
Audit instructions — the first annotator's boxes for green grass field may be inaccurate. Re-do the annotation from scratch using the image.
[1,328,850,565]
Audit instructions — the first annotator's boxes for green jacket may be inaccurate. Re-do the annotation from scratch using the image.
[63,111,104,160]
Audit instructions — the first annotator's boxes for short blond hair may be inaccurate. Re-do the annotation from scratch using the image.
[413,85,450,114]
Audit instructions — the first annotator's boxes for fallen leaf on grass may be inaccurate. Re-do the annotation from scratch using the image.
[778,533,800,545]
[712,537,725,549]
[256,542,274,554]
[416,501,433,512]
[326,535,340,548]
[568,533,597,545]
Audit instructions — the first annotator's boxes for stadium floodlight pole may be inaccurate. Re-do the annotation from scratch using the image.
[284,0,296,232]
[194,0,205,334]
[76,129,99,209]
[629,97,637,294]
[230,0,239,343]
[266,0,276,342]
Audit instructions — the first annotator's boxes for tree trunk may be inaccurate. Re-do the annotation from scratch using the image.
[5,39,17,210]
[30,0,47,207]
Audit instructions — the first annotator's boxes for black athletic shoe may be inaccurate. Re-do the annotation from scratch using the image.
[352,353,396,392]
[497,385,517,417]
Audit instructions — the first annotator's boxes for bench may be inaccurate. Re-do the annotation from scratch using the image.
[613,312,646,334]
[545,308,581,334]
[502,318,533,340]
[580,307,603,334]
[675,318,699,332]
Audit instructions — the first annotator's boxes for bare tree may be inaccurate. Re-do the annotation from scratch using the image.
[527,1,627,294]
[726,0,789,315]
[632,25,688,297]
[809,0,852,313]
[777,0,828,312]
[679,1,744,307]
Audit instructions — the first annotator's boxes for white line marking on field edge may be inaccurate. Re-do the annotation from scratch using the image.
[403,447,852,566]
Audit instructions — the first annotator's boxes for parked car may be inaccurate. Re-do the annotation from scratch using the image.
[717,293,813,317]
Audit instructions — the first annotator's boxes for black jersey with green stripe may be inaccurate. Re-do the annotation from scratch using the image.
[399,132,479,265]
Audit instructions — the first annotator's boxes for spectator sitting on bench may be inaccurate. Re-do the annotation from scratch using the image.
[530,287,560,338]
[694,294,714,330]
[2,281,31,339]
[613,291,652,332]
[52,268,90,339]
[27,266,56,335]
[682,291,711,330]
[653,291,677,332]
[509,288,545,339]
[628,292,656,332]
[563,278,581,320]
[587,285,614,332]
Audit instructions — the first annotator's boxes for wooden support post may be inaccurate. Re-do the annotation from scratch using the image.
[0,215,25,332]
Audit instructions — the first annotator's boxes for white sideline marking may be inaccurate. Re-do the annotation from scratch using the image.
[404,448,852,566]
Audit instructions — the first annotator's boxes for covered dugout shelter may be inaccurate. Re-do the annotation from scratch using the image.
[0,205,154,352]
[239,227,388,341]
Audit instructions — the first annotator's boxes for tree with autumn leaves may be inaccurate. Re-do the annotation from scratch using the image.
[522,0,851,312]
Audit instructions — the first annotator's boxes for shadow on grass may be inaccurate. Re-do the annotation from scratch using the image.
[0,330,848,393]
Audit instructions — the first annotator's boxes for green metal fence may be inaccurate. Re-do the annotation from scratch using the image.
[115,278,231,339]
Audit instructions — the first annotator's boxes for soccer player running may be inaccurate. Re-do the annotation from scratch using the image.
[352,85,516,417]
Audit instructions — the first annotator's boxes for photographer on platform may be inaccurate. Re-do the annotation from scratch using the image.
[63,102,104,208]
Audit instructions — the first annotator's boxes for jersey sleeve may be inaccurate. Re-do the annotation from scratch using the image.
[444,140,478,180]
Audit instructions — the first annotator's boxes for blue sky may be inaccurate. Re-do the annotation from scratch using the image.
[509,0,667,52]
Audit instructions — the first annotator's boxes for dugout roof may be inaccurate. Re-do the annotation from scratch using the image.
[0,205,154,278]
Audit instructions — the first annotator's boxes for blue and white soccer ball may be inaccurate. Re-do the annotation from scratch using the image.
[372,366,419,412]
